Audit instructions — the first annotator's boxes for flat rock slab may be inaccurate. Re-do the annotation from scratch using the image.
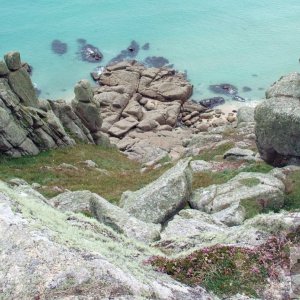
[120,158,193,224]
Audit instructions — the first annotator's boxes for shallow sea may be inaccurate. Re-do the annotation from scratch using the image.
[1,0,300,106]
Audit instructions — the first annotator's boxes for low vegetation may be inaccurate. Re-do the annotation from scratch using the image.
[0,144,172,202]
[148,234,293,297]
[193,142,235,161]
[193,162,273,190]
[285,170,300,211]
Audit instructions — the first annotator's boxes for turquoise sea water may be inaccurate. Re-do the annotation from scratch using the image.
[1,0,300,103]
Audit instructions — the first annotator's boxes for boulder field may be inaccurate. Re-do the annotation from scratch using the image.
[0,51,238,162]
[1,158,299,299]
[1,50,300,299]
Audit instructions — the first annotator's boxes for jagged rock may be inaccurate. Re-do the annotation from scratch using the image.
[0,181,214,300]
[8,67,38,107]
[190,171,285,226]
[4,51,21,71]
[255,73,300,165]
[120,158,192,224]
[49,190,161,243]
[0,60,9,76]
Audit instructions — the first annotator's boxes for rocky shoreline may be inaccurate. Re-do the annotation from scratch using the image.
[0,51,299,299]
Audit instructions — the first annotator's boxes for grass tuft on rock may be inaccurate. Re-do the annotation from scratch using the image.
[0,144,172,202]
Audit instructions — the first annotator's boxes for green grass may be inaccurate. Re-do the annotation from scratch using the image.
[193,142,234,161]
[284,170,300,211]
[239,178,260,187]
[193,162,274,190]
[0,144,172,202]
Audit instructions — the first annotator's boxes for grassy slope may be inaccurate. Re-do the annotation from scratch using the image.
[0,144,171,202]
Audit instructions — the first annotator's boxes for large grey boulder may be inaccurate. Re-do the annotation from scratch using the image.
[189,171,285,226]
[255,73,300,165]
[49,190,161,243]
[120,158,193,224]
[0,180,215,300]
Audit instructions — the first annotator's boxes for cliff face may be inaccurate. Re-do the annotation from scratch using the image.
[0,52,105,157]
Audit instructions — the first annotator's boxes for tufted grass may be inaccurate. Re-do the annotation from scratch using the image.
[284,170,300,211]
[0,144,172,202]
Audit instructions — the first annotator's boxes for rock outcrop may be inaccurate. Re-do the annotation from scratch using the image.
[0,51,110,157]
[0,180,214,300]
[255,72,300,165]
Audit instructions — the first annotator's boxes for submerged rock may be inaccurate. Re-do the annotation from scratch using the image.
[51,39,68,55]
[142,42,150,50]
[232,95,246,102]
[209,83,238,95]
[80,43,103,62]
[109,40,140,64]
[199,97,225,108]
[144,56,170,68]
[120,158,193,224]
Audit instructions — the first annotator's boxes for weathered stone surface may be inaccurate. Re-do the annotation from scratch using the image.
[237,106,255,124]
[4,51,21,71]
[0,60,9,76]
[0,181,214,300]
[49,190,161,243]
[266,72,300,99]
[108,116,139,137]
[255,73,300,165]
[8,67,38,107]
[74,79,93,103]
[190,171,285,226]
[223,147,256,161]
[120,158,192,224]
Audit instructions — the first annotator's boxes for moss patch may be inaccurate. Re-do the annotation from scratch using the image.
[239,178,260,187]
[284,170,300,211]
[0,144,172,203]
